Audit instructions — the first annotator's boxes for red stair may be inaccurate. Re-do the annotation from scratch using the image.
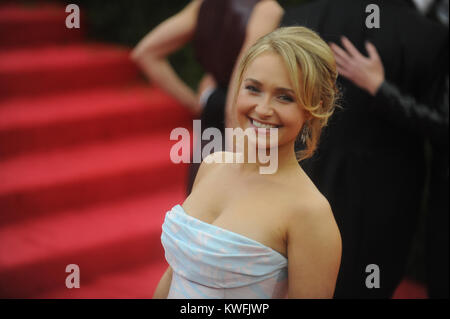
[0,3,193,298]
[0,3,83,49]
[0,44,141,98]
[0,188,184,298]
[0,86,188,159]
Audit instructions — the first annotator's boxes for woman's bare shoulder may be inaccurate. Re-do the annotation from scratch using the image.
[192,151,239,189]
[283,172,335,227]
[284,182,341,248]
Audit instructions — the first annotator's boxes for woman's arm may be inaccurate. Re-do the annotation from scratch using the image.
[373,78,449,145]
[225,0,284,130]
[152,266,173,299]
[287,199,342,298]
[131,0,203,116]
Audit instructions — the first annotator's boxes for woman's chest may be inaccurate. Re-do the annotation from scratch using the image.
[182,179,289,257]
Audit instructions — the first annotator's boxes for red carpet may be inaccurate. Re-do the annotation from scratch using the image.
[0,3,192,298]
[0,3,427,299]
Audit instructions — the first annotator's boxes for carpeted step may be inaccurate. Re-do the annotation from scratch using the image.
[33,261,169,299]
[0,133,192,225]
[0,3,84,48]
[0,44,140,99]
[0,187,183,298]
[0,86,193,159]
[392,278,428,299]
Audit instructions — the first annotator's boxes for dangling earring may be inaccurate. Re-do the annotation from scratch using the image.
[300,123,309,144]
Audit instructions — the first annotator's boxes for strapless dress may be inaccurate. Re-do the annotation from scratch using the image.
[161,204,288,298]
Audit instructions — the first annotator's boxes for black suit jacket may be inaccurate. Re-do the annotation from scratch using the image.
[283,0,448,151]
[282,0,448,298]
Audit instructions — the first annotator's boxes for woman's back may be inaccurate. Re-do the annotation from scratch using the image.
[194,0,261,88]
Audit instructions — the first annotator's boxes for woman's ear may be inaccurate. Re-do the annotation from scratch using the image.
[305,100,322,120]
[304,110,313,122]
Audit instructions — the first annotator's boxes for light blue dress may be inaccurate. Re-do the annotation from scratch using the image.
[161,204,288,299]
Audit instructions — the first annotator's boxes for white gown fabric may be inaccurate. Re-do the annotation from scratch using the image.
[161,204,288,299]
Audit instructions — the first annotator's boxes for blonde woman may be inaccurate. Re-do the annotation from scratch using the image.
[155,27,342,299]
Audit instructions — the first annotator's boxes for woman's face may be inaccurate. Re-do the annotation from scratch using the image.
[235,52,307,149]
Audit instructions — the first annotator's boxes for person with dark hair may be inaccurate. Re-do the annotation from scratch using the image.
[281,0,448,298]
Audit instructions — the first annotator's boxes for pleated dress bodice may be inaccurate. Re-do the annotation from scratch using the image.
[161,205,288,299]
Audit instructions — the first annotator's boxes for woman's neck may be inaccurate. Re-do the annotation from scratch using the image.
[239,140,299,176]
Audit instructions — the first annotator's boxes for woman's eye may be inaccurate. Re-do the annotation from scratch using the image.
[245,85,260,93]
[279,95,294,102]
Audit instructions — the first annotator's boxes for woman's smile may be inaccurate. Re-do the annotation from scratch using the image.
[247,116,282,135]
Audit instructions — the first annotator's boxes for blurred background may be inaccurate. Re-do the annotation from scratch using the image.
[0,0,429,298]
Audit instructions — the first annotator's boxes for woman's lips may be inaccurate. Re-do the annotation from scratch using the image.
[248,117,280,135]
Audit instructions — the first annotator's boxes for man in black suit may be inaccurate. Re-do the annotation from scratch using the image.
[282,0,448,298]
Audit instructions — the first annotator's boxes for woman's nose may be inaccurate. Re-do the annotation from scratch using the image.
[254,98,274,117]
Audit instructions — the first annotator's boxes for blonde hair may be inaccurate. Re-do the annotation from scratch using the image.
[233,26,339,161]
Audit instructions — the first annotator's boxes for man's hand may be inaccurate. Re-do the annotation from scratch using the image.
[330,37,385,96]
